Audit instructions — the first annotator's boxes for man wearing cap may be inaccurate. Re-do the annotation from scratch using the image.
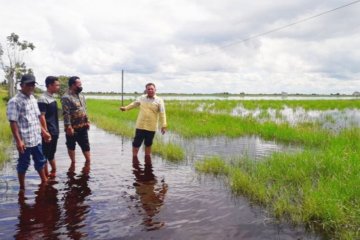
[6,74,51,190]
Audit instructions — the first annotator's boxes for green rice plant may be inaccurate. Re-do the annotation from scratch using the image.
[194,156,229,175]
[195,129,360,239]
[0,87,13,165]
[152,140,185,162]
[167,102,331,146]
[87,97,359,238]
[239,99,360,111]
[258,109,271,120]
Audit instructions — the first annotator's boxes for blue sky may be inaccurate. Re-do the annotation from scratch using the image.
[0,0,359,94]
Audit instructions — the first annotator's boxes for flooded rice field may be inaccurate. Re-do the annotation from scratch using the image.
[230,106,360,132]
[86,94,359,101]
[162,133,300,161]
[0,124,322,239]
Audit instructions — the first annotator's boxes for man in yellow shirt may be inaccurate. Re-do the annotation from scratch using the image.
[120,83,167,159]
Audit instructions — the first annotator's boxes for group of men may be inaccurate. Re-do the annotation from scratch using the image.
[6,74,167,190]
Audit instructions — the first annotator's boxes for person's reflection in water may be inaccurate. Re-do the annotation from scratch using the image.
[132,155,168,230]
[15,182,61,239]
[62,161,91,239]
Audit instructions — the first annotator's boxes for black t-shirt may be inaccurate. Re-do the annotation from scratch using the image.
[38,92,59,136]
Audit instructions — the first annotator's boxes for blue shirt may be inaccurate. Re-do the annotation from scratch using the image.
[7,92,42,147]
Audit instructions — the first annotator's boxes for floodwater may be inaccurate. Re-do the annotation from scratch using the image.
[86,94,358,101]
[231,106,360,132]
[0,124,322,240]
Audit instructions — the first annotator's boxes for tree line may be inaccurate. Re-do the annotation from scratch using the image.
[0,33,69,97]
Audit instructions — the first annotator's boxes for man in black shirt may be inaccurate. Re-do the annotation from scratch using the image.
[38,76,60,178]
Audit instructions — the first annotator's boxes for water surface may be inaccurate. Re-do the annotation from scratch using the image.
[0,125,321,239]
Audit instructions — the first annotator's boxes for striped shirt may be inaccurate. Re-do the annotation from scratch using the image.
[6,92,42,147]
[124,94,167,131]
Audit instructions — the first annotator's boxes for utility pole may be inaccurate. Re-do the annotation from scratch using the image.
[121,69,124,106]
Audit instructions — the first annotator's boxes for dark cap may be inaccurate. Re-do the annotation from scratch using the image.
[20,74,37,84]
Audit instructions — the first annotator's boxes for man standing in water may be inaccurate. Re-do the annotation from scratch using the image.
[61,76,91,165]
[6,74,51,190]
[120,83,167,160]
[38,76,60,178]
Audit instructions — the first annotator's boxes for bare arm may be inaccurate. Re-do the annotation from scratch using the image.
[39,114,51,142]
[10,121,25,154]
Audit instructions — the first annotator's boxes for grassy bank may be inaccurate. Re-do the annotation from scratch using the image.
[195,128,360,239]
[0,87,13,165]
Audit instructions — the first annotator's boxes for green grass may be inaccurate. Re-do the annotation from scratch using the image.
[0,87,13,165]
[87,98,360,238]
[166,101,331,147]
[195,129,360,239]
[191,99,360,112]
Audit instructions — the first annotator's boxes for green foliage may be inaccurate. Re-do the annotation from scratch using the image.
[86,97,360,238]
[195,130,360,239]
[152,140,185,161]
[57,75,70,97]
[0,88,13,165]
[0,33,36,97]
[195,156,228,175]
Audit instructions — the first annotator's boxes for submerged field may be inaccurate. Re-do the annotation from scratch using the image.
[87,98,360,239]
[1,89,357,238]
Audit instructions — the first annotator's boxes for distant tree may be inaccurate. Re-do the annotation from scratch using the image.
[58,75,69,97]
[0,33,35,97]
[353,91,360,97]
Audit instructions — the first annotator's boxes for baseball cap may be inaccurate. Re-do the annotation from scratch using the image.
[20,74,37,84]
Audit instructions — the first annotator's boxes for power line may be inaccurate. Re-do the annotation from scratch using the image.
[198,0,360,56]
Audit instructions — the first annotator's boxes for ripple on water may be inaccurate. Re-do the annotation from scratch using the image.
[0,124,322,240]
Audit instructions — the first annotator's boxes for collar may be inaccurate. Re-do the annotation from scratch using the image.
[45,91,54,98]
[67,89,79,96]
[19,91,31,99]
[146,94,157,99]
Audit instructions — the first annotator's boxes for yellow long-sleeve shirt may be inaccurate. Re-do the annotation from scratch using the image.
[124,94,167,132]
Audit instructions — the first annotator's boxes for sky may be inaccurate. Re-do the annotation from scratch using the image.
[0,0,359,94]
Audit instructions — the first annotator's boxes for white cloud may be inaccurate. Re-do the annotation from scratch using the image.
[0,0,359,94]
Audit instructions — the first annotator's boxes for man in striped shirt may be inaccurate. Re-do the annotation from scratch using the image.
[6,74,51,190]
[120,83,167,161]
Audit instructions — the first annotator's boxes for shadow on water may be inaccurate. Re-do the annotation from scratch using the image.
[14,161,91,240]
[0,124,324,240]
[62,161,91,239]
[132,155,168,231]
[15,183,61,240]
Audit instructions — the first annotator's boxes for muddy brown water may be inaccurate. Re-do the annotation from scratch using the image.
[0,124,322,239]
